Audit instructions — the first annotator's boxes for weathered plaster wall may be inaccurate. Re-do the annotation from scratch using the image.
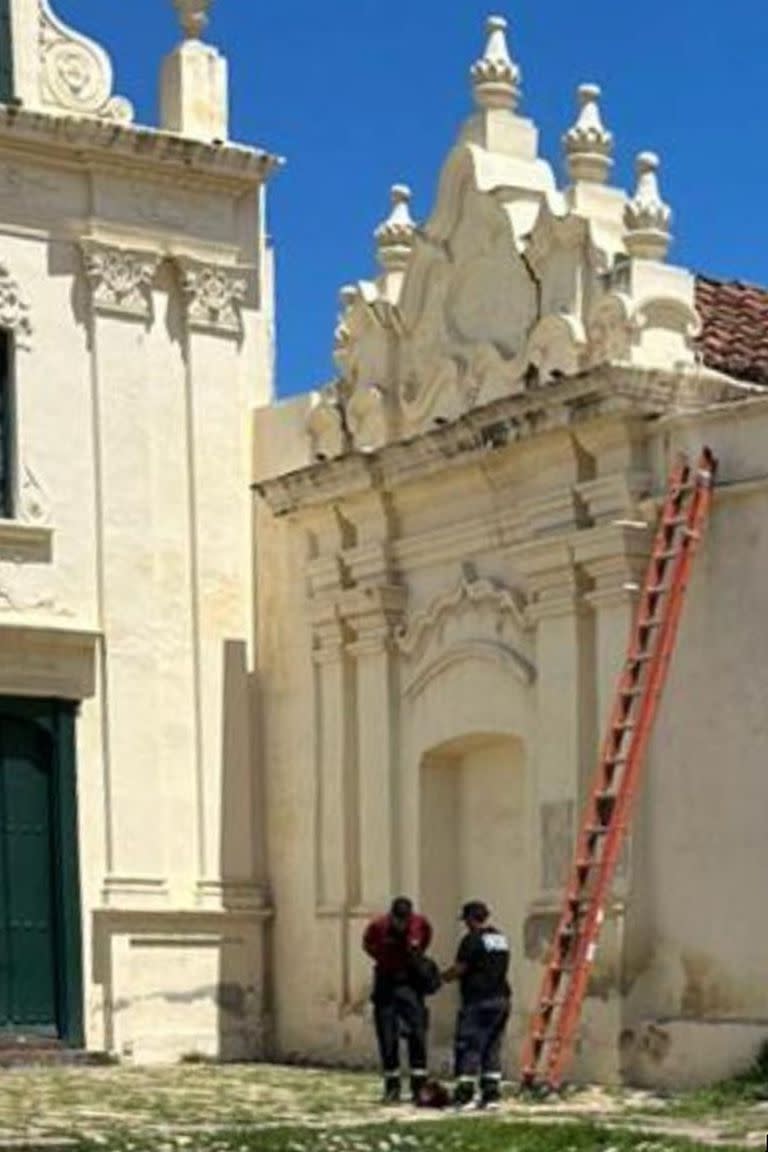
[620,402,768,1086]
[0,130,273,1062]
[253,390,654,1081]
[254,383,768,1088]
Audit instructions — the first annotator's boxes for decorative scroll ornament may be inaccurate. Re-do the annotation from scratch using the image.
[39,0,134,122]
[0,265,32,349]
[397,577,530,658]
[81,242,160,319]
[178,259,249,336]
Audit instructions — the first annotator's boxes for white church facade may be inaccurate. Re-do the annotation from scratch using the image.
[0,0,767,1088]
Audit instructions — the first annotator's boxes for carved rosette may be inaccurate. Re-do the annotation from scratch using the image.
[178,259,249,336]
[0,265,32,350]
[81,242,160,319]
[39,0,134,122]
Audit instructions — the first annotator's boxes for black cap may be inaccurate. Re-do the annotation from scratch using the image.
[390,896,413,920]
[459,900,490,923]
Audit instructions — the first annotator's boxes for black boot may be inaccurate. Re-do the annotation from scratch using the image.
[382,1074,401,1105]
[410,1071,427,1104]
[453,1078,476,1110]
[480,1075,502,1110]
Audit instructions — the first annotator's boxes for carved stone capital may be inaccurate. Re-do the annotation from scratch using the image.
[0,264,32,350]
[178,258,249,336]
[520,552,592,623]
[81,242,160,319]
[346,583,407,654]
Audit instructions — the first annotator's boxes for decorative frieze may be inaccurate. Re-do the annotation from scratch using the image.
[81,242,160,320]
[178,258,249,336]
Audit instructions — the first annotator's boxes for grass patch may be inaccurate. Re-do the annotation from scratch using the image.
[61,1120,750,1152]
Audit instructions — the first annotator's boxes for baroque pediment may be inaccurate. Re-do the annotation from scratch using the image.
[307,17,707,463]
[397,577,535,700]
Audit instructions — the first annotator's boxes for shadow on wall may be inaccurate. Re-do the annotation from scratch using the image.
[218,637,271,1061]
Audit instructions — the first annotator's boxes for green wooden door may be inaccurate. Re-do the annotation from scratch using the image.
[0,718,57,1032]
[0,701,83,1043]
[0,0,14,105]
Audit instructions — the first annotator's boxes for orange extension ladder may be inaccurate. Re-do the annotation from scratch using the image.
[520,446,718,1092]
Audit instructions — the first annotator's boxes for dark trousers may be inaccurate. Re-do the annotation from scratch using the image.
[373,983,428,1076]
[454,996,510,1080]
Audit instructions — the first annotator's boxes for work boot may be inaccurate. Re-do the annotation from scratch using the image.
[410,1071,427,1104]
[382,1074,401,1105]
[453,1078,476,1110]
[479,1075,502,1110]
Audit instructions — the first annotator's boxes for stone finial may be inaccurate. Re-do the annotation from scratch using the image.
[625,152,672,261]
[162,0,228,141]
[375,184,416,272]
[564,83,614,185]
[174,0,210,40]
[471,15,521,111]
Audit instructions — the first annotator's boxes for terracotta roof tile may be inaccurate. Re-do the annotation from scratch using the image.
[696,276,768,387]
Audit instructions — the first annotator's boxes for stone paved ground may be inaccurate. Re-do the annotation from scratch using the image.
[0,1064,766,1149]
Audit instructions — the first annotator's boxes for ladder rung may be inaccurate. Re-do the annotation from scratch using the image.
[638,617,663,629]
[655,549,679,561]
[663,515,689,527]
[620,687,643,698]
[628,652,653,664]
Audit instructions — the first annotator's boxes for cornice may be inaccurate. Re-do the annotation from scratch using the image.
[257,365,745,518]
[0,105,281,193]
[255,373,616,515]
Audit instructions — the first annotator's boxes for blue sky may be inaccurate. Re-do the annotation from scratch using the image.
[60,1,768,399]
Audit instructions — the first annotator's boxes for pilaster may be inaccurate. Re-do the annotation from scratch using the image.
[346,583,407,910]
[520,545,596,900]
[311,610,356,912]
[80,240,168,897]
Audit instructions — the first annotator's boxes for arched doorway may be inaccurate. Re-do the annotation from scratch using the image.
[419,733,527,1073]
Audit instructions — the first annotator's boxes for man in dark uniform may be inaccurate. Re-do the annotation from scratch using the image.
[441,899,511,1110]
[363,896,433,1104]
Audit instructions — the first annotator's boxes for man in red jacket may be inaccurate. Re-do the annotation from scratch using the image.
[363,896,433,1103]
